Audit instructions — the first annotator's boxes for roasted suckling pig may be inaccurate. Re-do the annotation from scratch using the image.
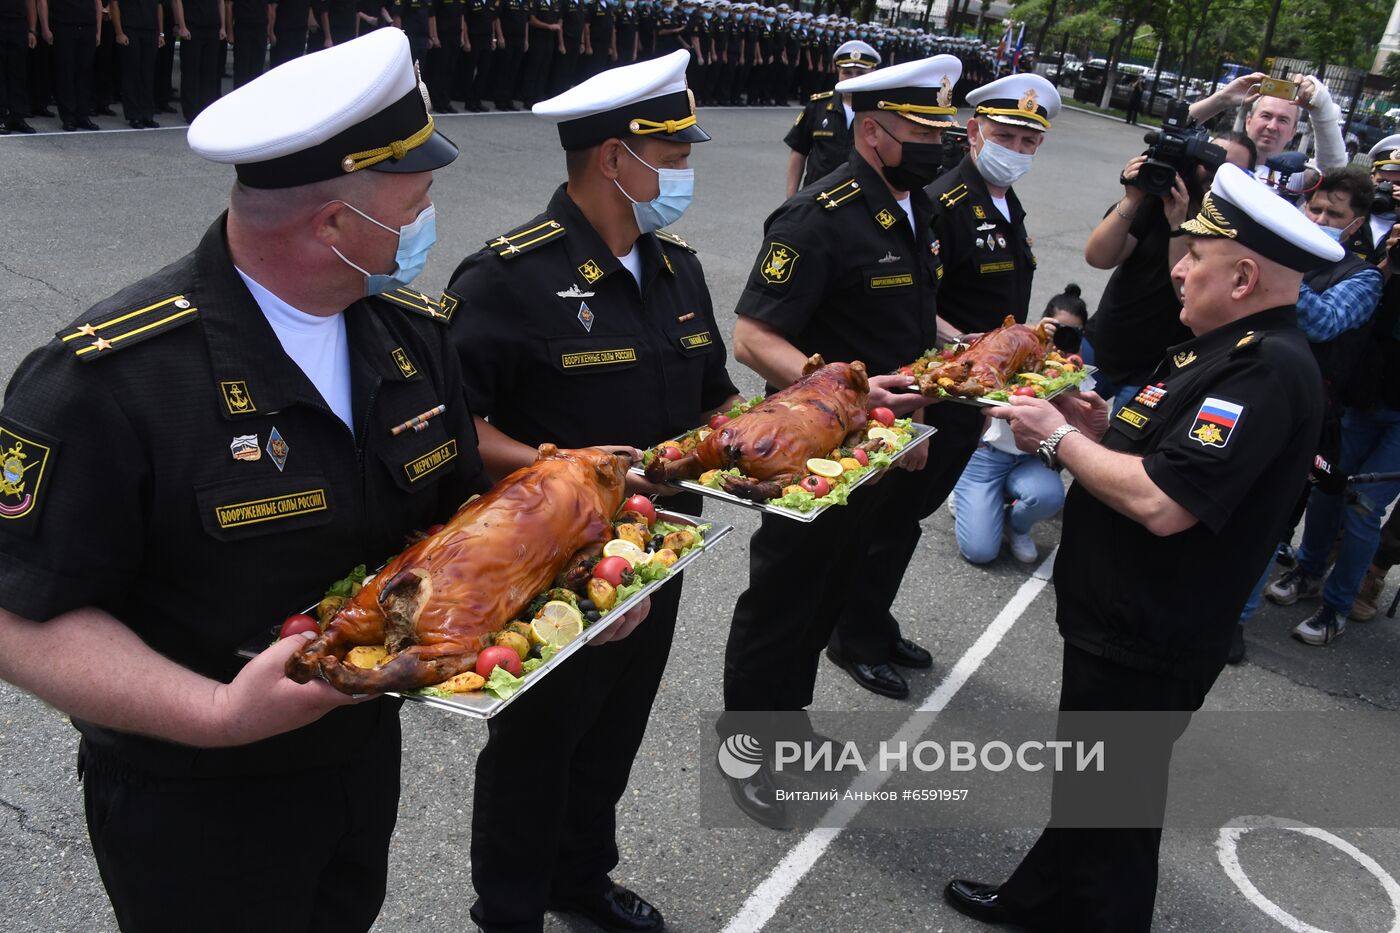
[915,316,1052,398]
[287,445,628,694]
[645,354,870,500]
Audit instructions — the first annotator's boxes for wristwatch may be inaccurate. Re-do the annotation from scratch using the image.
[1037,424,1080,470]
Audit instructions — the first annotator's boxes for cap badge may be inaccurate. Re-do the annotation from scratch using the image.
[557,284,595,298]
[1019,88,1038,113]
[230,434,261,462]
[578,302,595,332]
[937,75,953,109]
[266,427,289,472]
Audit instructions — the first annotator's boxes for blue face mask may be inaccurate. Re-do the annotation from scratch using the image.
[615,143,694,234]
[1317,223,1347,242]
[766,15,774,23]
[702,10,710,18]
[332,201,437,296]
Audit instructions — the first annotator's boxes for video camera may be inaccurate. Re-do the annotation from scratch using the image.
[1372,181,1395,216]
[1128,99,1226,198]
[942,126,970,176]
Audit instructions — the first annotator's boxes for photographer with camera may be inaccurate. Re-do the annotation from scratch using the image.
[1349,135,1400,263]
[1085,108,1256,410]
[1188,71,1347,173]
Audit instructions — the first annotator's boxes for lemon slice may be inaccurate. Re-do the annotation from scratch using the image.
[531,600,584,647]
[602,538,648,567]
[806,458,844,478]
[867,426,902,446]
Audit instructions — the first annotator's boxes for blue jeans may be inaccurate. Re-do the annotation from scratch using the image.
[952,444,1067,564]
[1236,560,1271,625]
[1296,407,1400,616]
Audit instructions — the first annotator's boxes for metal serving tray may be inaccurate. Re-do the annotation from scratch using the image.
[631,422,937,524]
[935,365,1099,408]
[239,510,731,720]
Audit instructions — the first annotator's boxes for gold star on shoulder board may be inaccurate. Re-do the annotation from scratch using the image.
[92,337,113,352]
[76,323,98,337]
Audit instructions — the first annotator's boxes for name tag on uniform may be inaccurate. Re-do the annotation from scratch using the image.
[1115,407,1149,430]
[561,348,638,369]
[812,130,835,137]
[679,331,712,349]
[978,261,1015,274]
[869,273,914,289]
[215,488,329,529]
[404,440,458,483]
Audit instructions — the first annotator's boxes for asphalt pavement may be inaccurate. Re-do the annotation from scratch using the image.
[3,105,1400,933]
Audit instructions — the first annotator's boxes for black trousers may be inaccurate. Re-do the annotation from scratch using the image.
[51,20,96,123]
[425,14,460,107]
[154,13,174,104]
[829,403,983,663]
[0,18,28,120]
[268,26,308,68]
[491,38,522,104]
[80,722,401,933]
[458,30,491,103]
[996,643,1217,932]
[93,15,117,107]
[118,27,157,121]
[28,32,52,112]
[179,29,221,122]
[549,34,580,94]
[231,24,265,87]
[724,484,885,712]
[520,29,553,104]
[469,507,695,933]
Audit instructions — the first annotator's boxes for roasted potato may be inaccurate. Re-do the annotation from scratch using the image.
[317,595,348,626]
[651,548,679,568]
[587,576,617,612]
[346,645,389,669]
[661,529,695,552]
[438,670,486,693]
[615,522,648,550]
[493,630,531,661]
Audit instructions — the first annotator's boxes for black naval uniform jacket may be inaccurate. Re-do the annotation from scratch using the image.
[925,153,1035,334]
[783,90,852,190]
[442,184,738,451]
[736,152,941,386]
[1055,307,1323,679]
[0,217,488,778]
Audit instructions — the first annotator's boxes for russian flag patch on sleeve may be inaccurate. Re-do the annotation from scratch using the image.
[1189,397,1244,448]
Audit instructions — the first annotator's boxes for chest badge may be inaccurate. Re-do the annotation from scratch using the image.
[557,284,595,298]
[266,427,289,472]
[878,251,900,263]
[578,260,605,284]
[220,380,256,416]
[1190,398,1243,448]
[975,237,985,249]
[0,429,51,520]
[230,434,261,462]
[973,205,986,220]
[677,312,696,323]
[1173,350,1198,369]
[761,242,799,285]
[1133,384,1167,409]
[875,209,897,230]
[392,347,418,378]
[578,301,595,332]
[930,240,940,257]
[975,222,996,232]
[996,233,1007,249]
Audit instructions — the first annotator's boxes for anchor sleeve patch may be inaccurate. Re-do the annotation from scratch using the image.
[0,420,56,528]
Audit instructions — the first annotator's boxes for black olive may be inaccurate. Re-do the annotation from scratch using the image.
[579,598,596,612]
[650,535,665,550]
[585,610,601,622]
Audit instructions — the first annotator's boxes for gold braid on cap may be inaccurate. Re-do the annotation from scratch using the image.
[877,100,959,116]
[974,105,1050,129]
[340,114,437,174]
[1180,193,1238,238]
[628,113,699,135]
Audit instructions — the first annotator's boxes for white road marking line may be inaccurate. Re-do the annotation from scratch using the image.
[719,549,1057,933]
[1217,815,1400,933]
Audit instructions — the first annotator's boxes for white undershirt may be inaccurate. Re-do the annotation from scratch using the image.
[895,194,916,235]
[237,267,354,431]
[618,244,643,285]
[1370,214,1395,252]
[991,195,1012,222]
[843,102,854,129]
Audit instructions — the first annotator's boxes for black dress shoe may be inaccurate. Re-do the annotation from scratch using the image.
[93,105,116,116]
[62,122,77,131]
[0,124,8,135]
[719,757,792,830]
[157,104,177,114]
[437,103,459,113]
[7,120,36,133]
[825,646,909,699]
[142,119,161,128]
[944,879,1023,924]
[128,119,143,129]
[550,883,664,932]
[76,118,99,130]
[890,637,933,669]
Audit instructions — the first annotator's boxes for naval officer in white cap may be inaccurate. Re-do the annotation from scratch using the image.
[947,162,1340,930]
[0,28,492,932]
[442,49,737,933]
[1355,133,1400,262]
[782,37,881,196]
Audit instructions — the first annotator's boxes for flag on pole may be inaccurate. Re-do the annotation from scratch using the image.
[994,21,1013,71]
[1010,22,1027,72]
